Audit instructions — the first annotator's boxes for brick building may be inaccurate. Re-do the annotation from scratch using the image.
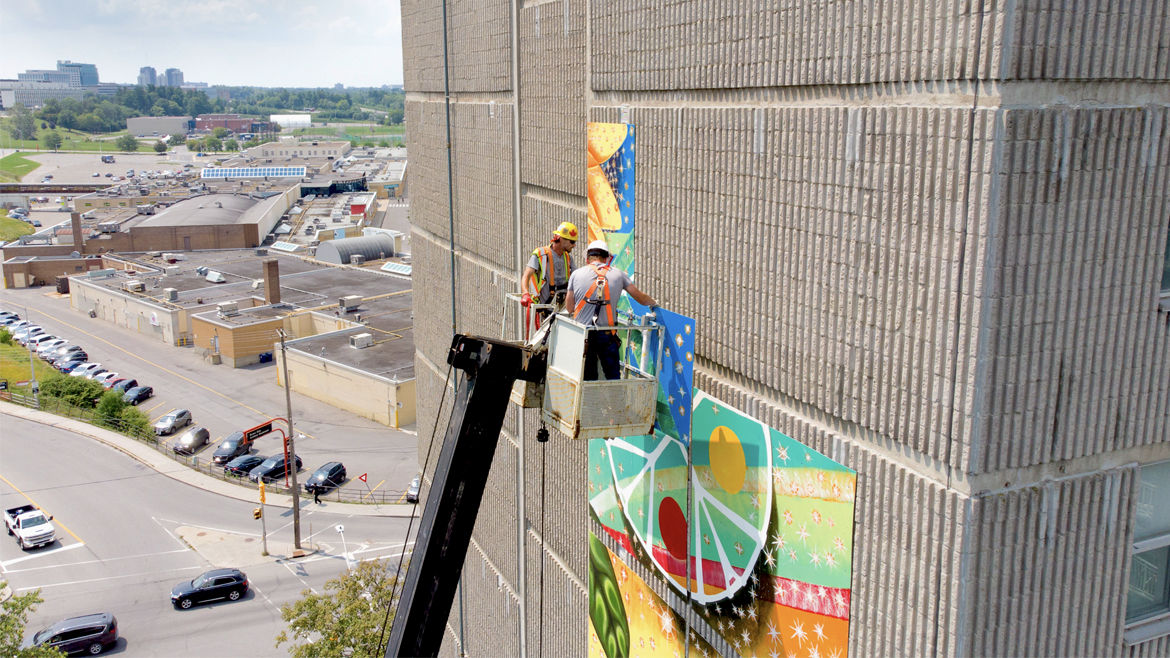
[194,113,268,133]
[402,1,1170,656]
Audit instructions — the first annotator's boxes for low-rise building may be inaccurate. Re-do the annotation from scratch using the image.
[127,116,193,136]
[370,161,407,198]
[195,114,268,133]
[0,80,86,109]
[247,138,351,160]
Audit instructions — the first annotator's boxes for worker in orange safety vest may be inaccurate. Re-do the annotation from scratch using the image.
[564,240,657,380]
[521,222,579,318]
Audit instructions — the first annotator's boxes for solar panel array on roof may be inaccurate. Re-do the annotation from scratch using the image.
[200,167,307,179]
[380,262,413,276]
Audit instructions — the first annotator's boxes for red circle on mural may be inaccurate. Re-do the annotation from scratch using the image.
[658,496,688,561]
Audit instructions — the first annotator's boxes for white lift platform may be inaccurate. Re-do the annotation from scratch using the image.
[503,293,664,440]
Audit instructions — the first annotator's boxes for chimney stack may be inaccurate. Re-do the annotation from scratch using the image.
[70,212,85,249]
[263,258,281,304]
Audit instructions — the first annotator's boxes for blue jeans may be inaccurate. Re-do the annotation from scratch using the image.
[584,331,621,381]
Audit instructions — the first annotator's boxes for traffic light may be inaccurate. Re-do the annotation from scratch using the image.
[253,508,262,520]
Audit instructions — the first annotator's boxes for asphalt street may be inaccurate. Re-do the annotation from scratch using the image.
[0,286,422,503]
[1,415,416,656]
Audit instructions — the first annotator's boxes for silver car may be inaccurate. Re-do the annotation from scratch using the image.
[154,409,192,436]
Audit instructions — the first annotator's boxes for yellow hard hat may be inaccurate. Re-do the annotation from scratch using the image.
[553,222,579,242]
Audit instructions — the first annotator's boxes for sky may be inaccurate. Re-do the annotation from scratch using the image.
[0,0,403,88]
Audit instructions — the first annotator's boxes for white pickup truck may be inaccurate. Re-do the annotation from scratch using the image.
[4,504,57,550]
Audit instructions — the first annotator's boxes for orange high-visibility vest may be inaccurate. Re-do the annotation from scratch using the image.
[530,245,570,302]
[574,263,616,327]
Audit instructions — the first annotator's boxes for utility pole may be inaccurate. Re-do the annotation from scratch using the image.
[278,329,302,550]
[259,481,269,556]
[25,307,38,405]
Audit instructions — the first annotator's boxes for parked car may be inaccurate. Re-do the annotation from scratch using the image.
[47,344,82,359]
[104,172,113,177]
[92,372,120,384]
[35,339,68,356]
[406,475,421,503]
[13,326,44,344]
[171,426,210,454]
[248,454,303,483]
[211,431,252,465]
[91,172,99,177]
[171,568,248,610]
[102,377,128,390]
[224,454,265,477]
[0,311,19,321]
[304,462,346,494]
[29,613,118,656]
[5,319,31,330]
[55,359,86,373]
[69,363,103,378]
[122,386,153,405]
[154,409,192,435]
[83,368,109,380]
[30,219,41,227]
[109,378,137,394]
[52,350,87,366]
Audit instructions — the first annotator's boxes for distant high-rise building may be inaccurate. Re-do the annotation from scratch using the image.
[18,70,76,86]
[334,83,344,91]
[56,60,98,86]
[138,67,157,86]
[164,68,184,87]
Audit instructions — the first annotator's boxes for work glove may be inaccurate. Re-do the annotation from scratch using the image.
[521,293,532,307]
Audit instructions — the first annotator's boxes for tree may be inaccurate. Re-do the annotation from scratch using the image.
[7,103,37,141]
[204,136,222,152]
[41,131,63,151]
[95,390,127,426]
[116,134,140,152]
[224,140,239,151]
[185,138,203,152]
[153,140,168,153]
[0,585,64,657]
[275,558,400,658]
[40,377,105,409]
[169,133,187,146]
[212,127,230,139]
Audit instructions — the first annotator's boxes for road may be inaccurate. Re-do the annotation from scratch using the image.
[1,415,415,655]
[0,288,422,503]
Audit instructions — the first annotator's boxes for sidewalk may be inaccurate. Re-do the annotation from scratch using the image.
[0,401,417,518]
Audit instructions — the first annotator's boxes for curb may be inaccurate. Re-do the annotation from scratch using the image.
[0,401,417,518]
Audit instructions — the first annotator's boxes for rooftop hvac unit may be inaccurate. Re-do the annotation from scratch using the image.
[97,221,120,234]
[350,255,366,265]
[136,204,156,215]
[147,251,163,258]
[122,280,146,293]
[255,248,268,256]
[195,266,208,276]
[164,266,180,276]
[206,271,227,284]
[339,295,362,312]
[216,302,239,316]
[164,288,178,301]
[349,333,374,349]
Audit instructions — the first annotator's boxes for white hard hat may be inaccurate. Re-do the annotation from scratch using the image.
[587,240,609,254]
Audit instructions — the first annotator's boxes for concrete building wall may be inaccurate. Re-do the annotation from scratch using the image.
[2,256,105,289]
[276,347,417,428]
[126,116,192,136]
[70,277,181,345]
[403,0,1170,656]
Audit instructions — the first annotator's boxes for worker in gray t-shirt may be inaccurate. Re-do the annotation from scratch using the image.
[521,221,579,313]
[564,240,656,380]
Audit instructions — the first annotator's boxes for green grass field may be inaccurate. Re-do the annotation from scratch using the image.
[0,152,42,180]
[0,210,36,242]
[0,344,60,390]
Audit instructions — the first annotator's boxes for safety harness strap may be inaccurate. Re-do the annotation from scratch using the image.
[573,263,615,327]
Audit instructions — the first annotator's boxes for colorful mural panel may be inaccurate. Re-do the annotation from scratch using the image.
[588,531,717,658]
[588,391,857,657]
[587,122,635,273]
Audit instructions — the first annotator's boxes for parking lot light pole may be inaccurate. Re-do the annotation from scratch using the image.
[278,329,302,550]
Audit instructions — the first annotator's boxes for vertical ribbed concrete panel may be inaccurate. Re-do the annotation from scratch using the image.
[525,533,589,657]
[520,195,587,261]
[1129,634,1170,657]
[402,0,513,92]
[972,108,1170,473]
[520,0,587,196]
[590,103,996,471]
[965,469,1137,657]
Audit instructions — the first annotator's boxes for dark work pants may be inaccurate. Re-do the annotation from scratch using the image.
[584,331,621,381]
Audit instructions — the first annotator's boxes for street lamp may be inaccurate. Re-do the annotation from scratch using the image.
[336,524,352,569]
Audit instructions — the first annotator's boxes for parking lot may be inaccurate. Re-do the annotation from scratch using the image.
[14,151,195,185]
[0,285,422,506]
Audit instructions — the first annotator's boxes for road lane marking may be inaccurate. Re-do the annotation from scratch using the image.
[4,548,190,574]
[154,518,261,537]
[0,542,86,570]
[280,561,319,595]
[28,308,322,440]
[362,479,385,501]
[0,473,84,545]
[15,565,203,591]
[149,406,174,420]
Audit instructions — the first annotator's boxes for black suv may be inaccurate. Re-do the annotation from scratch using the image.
[211,431,253,464]
[171,568,249,609]
[304,462,346,493]
[248,454,302,483]
[30,612,118,655]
